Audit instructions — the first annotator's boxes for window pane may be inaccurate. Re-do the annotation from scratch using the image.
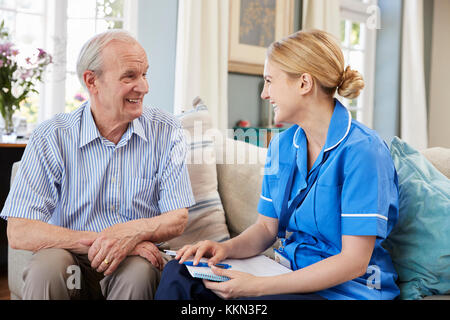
[97,18,123,31]
[65,72,88,113]
[0,0,16,9]
[0,11,16,34]
[97,0,124,19]
[349,50,364,76]
[66,19,96,72]
[16,0,44,14]
[67,0,97,19]
[350,23,361,48]
[15,13,44,47]
[340,20,346,44]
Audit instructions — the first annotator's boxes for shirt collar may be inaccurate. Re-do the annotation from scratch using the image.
[79,101,102,149]
[131,117,147,142]
[79,101,148,149]
[292,99,351,153]
[323,99,352,152]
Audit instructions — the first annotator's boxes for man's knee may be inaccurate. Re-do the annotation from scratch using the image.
[23,248,77,299]
[102,256,161,300]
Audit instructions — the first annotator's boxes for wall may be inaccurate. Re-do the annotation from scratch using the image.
[137,0,178,113]
[429,0,450,148]
[228,0,302,128]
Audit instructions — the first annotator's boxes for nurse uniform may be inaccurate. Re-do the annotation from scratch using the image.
[258,99,400,300]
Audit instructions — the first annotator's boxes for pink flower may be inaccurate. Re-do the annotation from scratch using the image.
[74,93,86,102]
[37,48,46,59]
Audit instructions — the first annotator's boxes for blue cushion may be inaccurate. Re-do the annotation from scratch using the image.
[383,137,450,300]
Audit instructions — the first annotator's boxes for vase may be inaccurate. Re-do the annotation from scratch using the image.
[1,107,17,143]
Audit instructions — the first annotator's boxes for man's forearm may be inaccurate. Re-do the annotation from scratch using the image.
[125,208,189,243]
[7,217,97,253]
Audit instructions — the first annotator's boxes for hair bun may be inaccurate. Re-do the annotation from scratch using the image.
[337,66,365,99]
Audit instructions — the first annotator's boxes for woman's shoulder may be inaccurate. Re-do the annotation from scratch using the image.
[342,119,393,164]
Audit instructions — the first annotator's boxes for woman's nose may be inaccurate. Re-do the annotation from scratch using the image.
[260,84,269,100]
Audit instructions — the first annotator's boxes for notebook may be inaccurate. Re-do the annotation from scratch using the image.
[185,255,292,282]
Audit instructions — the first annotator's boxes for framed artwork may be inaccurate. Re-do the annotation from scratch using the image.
[228,0,295,75]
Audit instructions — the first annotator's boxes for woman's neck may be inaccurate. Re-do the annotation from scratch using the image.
[295,96,335,151]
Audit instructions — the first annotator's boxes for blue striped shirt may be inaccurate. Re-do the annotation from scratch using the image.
[0,102,195,232]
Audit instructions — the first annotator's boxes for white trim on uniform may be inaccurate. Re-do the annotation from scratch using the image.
[341,213,388,221]
[324,109,352,152]
[260,195,273,202]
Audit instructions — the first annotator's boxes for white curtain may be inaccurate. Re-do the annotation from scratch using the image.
[401,0,428,150]
[302,0,341,40]
[173,0,229,130]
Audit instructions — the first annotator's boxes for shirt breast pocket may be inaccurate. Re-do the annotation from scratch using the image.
[126,177,159,217]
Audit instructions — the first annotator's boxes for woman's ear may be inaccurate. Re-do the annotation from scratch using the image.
[83,70,98,94]
[298,73,314,95]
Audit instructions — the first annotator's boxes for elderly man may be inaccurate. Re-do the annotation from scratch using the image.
[0,30,195,300]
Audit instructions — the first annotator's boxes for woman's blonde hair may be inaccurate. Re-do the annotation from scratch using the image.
[267,29,364,99]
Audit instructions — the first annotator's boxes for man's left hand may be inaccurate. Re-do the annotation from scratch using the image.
[83,223,145,276]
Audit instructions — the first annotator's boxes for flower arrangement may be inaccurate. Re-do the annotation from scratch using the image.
[0,20,52,137]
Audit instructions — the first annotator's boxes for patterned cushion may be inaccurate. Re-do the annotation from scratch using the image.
[166,101,230,250]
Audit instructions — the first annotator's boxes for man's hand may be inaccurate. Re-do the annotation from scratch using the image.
[130,241,164,271]
[83,223,145,276]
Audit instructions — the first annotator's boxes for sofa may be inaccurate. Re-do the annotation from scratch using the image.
[6,135,450,300]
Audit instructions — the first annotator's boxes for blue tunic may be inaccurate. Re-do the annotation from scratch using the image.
[258,99,400,300]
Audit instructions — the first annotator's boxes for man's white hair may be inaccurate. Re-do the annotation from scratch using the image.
[76,29,137,90]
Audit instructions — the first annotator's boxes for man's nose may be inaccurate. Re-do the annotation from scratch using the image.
[135,77,149,94]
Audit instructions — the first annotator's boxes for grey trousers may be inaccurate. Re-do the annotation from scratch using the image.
[22,248,163,300]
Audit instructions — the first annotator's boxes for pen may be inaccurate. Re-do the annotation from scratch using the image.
[182,261,231,269]
[163,250,177,257]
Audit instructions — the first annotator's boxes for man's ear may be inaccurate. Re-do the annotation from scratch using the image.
[298,73,314,95]
[83,70,98,95]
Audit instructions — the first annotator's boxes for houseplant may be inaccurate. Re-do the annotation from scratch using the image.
[0,20,52,141]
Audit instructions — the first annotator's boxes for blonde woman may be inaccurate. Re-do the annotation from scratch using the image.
[155,30,400,300]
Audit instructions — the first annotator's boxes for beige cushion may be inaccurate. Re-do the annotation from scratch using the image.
[216,138,278,257]
[166,103,230,250]
[216,138,267,237]
[421,147,450,179]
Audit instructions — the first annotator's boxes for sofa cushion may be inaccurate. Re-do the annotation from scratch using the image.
[216,138,267,237]
[383,137,450,300]
[421,147,450,179]
[165,101,230,250]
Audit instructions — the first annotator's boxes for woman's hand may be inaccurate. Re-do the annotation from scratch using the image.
[203,266,264,299]
[176,240,229,266]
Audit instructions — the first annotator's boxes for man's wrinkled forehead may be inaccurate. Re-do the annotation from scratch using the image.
[102,40,148,69]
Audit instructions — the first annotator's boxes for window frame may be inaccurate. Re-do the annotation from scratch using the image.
[339,0,378,128]
[1,0,137,125]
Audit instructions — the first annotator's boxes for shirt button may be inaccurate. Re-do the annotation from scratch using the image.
[111,205,115,211]
[111,176,116,183]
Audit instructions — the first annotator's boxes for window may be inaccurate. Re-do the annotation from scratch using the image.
[0,0,137,130]
[339,0,378,128]
[0,0,46,124]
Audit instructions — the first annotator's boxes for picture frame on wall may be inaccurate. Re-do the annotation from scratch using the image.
[228,0,295,75]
